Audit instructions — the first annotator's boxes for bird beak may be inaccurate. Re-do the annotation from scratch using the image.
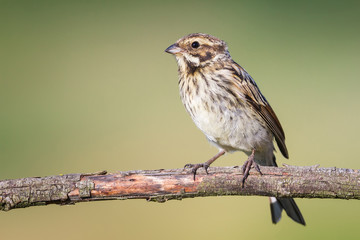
[165,43,182,55]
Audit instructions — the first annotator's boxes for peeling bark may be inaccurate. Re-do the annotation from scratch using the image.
[0,165,359,211]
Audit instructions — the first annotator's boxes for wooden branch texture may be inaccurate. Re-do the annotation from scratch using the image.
[0,165,359,211]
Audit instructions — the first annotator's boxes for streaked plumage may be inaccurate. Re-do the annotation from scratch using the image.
[165,33,305,225]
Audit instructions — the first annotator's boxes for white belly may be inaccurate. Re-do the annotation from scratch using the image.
[195,98,271,152]
[180,75,273,156]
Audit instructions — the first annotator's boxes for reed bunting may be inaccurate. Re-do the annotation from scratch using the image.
[165,33,305,225]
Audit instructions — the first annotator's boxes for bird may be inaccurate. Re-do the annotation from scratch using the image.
[165,33,305,225]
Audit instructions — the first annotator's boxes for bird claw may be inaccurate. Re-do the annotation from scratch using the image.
[183,163,194,169]
[241,155,262,187]
[184,163,210,180]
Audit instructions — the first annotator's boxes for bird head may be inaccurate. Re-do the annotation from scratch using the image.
[165,33,230,72]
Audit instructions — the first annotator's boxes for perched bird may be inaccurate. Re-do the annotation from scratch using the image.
[165,33,305,225]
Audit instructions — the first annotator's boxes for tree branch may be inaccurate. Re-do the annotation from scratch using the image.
[0,165,359,211]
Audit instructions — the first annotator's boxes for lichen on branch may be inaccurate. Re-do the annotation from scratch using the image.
[0,165,359,211]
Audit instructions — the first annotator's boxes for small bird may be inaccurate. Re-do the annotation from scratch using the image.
[165,33,305,225]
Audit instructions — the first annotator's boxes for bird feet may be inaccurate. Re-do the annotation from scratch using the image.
[241,150,262,187]
[184,150,226,181]
[184,163,210,180]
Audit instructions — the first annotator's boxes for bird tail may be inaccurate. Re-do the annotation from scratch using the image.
[270,197,306,225]
[267,154,305,225]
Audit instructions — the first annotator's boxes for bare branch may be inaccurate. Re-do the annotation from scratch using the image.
[0,165,359,211]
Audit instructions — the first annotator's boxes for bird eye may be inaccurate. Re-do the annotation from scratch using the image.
[191,41,200,48]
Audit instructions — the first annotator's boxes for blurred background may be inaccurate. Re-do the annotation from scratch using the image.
[1,0,359,239]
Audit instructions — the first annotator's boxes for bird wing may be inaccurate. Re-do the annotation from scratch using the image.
[230,62,289,158]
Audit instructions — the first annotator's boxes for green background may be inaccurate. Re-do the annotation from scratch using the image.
[1,0,359,239]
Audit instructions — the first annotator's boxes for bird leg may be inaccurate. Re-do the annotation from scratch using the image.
[184,150,226,180]
[241,149,262,187]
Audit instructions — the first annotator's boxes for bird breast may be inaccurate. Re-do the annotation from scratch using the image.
[179,70,273,154]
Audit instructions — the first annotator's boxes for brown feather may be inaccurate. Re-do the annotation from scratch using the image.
[231,62,289,158]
